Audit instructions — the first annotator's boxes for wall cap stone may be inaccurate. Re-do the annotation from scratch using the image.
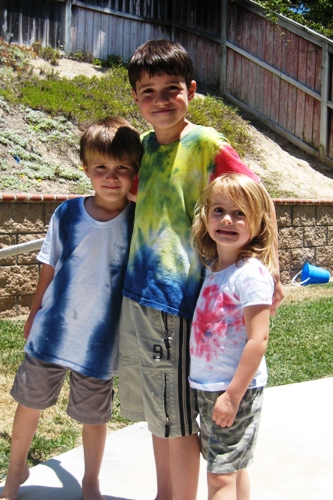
[0,193,81,203]
[1,193,333,205]
[273,198,333,205]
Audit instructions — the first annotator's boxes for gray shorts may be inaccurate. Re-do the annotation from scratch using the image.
[11,353,113,425]
[196,387,264,474]
[118,297,199,438]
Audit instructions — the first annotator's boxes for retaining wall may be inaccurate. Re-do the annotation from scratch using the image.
[0,193,333,318]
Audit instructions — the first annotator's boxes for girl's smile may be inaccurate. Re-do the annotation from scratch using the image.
[208,193,251,267]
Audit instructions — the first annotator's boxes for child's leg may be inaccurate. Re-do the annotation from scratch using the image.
[236,469,250,500]
[152,435,173,500]
[206,469,250,500]
[153,433,200,500]
[67,371,112,500]
[169,434,200,500]
[0,404,40,500]
[207,471,237,500]
[81,423,107,500]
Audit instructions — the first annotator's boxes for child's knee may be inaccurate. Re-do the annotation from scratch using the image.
[207,470,236,492]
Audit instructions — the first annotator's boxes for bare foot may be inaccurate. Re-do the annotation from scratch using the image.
[0,464,30,500]
[82,480,105,500]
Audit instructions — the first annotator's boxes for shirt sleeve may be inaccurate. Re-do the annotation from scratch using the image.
[37,209,62,268]
[236,261,274,308]
[211,142,260,183]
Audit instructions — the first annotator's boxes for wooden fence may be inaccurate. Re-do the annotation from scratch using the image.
[1,0,333,166]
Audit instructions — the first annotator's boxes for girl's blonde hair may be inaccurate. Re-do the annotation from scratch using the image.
[191,173,278,276]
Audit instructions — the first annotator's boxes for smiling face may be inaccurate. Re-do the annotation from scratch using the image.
[83,152,137,209]
[132,72,196,143]
[207,192,252,264]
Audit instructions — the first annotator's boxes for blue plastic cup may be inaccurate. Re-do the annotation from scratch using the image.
[301,263,330,286]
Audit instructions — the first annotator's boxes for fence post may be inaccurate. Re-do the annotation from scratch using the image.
[171,0,177,40]
[320,41,330,160]
[220,0,228,96]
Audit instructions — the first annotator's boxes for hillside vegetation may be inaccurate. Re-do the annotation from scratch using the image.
[1,39,333,198]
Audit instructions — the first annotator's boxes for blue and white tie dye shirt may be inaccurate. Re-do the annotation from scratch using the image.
[25,197,135,379]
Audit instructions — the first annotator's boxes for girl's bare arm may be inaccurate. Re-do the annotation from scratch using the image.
[212,304,270,427]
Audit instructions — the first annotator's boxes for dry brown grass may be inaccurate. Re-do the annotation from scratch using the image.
[282,282,333,304]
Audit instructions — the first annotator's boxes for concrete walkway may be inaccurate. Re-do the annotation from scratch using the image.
[1,377,332,499]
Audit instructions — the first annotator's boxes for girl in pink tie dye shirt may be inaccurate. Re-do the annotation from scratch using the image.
[189,173,278,500]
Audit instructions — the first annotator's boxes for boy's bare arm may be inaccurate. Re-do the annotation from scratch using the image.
[24,263,54,340]
[268,196,285,315]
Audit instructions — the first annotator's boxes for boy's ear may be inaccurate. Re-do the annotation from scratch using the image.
[82,163,90,177]
[188,80,197,102]
[131,89,139,104]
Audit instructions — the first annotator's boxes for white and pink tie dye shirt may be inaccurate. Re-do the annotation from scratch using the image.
[189,258,274,392]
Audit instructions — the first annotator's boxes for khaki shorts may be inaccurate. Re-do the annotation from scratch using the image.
[196,387,264,473]
[118,297,199,438]
[11,353,113,425]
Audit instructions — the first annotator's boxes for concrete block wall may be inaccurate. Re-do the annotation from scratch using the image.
[0,194,333,318]
[0,193,78,318]
[275,199,333,285]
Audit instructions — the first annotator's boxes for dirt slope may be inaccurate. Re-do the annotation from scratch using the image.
[2,57,333,198]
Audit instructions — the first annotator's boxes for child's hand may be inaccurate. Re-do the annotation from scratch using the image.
[212,392,240,428]
[270,280,285,316]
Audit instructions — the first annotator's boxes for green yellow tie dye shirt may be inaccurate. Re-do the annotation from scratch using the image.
[123,125,259,320]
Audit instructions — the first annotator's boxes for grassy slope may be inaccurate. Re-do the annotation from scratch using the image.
[0,40,256,194]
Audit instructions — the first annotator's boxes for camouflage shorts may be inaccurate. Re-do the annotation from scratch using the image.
[196,387,264,474]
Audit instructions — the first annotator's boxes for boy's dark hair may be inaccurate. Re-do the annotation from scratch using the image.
[128,39,194,90]
[80,116,143,171]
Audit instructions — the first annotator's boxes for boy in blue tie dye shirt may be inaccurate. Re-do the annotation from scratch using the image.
[0,117,143,500]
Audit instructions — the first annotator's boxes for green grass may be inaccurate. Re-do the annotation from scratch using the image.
[1,285,333,479]
[267,290,333,386]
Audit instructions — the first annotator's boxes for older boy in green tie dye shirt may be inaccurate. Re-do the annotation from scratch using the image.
[118,39,283,500]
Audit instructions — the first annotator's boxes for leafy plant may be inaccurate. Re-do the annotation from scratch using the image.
[0,38,34,73]
[32,42,61,66]
[257,0,333,39]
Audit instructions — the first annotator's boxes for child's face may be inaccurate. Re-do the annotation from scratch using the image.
[83,152,137,206]
[207,193,251,256]
[132,72,196,139]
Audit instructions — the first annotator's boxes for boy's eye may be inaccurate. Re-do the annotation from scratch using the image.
[235,210,246,217]
[96,165,106,170]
